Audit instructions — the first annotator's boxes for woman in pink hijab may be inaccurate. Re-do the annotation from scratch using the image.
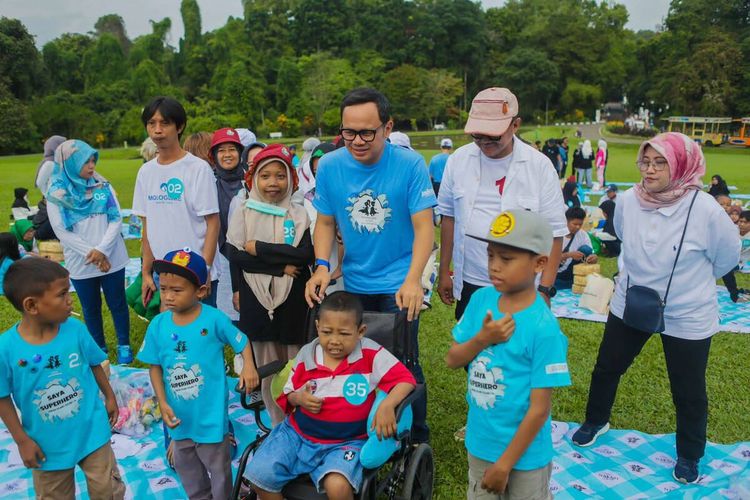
[572,133,740,484]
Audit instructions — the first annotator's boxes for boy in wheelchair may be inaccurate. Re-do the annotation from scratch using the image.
[245,291,416,500]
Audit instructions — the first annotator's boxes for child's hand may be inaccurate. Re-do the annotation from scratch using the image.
[284,265,301,278]
[586,254,598,264]
[293,383,322,413]
[479,311,515,346]
[105,394,118,426]
[569,250,585,261]
[371,401,397,440]
[232,292,240,312]
[238,364,259,393]
[244,240,257,256]
[481,461,510,495]
[18,437,45,468]
[160,402,181,429]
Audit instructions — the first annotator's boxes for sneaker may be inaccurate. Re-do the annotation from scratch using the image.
[672,457,699,484]
[571,422,610,447]
[117,345,133,364]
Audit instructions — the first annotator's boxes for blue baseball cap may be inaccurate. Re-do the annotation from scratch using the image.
[153,248,208,287]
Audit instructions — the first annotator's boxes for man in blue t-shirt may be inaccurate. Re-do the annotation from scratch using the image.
[429,138,453,196]
[305,87,436,443]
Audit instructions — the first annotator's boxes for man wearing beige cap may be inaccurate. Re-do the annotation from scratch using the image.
[437,87,567,318]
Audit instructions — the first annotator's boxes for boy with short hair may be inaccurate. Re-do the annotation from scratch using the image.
[133,96,221,307]
[555,206,598,290]
[0,258,125,499]
[137,248,259,499]
[446,210,571,500]
[246,291,416,500]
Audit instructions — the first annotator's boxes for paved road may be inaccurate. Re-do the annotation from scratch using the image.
[579,123,642,145]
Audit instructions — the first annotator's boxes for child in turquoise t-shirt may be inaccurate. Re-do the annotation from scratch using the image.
[446,210,571,499]
[0,258,124,499]
[137,248,259,499]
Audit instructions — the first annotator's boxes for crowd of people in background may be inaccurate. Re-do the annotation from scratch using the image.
[1,84,748,500]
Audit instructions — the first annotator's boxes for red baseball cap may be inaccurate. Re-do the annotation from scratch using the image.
[244,143,299,192]
[210,127,243,151]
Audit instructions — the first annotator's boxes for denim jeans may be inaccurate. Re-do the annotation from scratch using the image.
[353,293,430,443]
[71,268,130,349]
[576,168,592,187]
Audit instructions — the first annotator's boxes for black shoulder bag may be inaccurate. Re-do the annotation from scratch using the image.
[622,190,698,333]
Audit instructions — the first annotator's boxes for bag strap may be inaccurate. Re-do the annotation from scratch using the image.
[663,190,699,304]
[563,234,575,253]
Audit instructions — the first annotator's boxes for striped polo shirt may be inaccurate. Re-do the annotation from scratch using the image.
[277,337,415,444]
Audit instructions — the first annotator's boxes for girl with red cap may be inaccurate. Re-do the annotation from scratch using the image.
[225,144,313,424]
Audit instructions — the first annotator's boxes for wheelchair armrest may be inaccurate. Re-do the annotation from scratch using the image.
[394,383,424,423]
[233,359,286,394]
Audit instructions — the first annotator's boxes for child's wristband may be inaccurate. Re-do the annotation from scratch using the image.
[315,258,331,272]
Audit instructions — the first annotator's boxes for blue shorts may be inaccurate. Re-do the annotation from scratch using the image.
[244,419,365,494]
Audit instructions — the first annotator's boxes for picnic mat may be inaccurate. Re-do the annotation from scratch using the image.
[119,209,142,240]
[0,366,267,499]
[552,285,750,334]
[0,367,748,499]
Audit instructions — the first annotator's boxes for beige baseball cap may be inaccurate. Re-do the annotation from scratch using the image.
[468,209,553,256]
[464,88,519,137]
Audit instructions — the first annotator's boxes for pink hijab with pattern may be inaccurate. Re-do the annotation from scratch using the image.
[633,132,705,209]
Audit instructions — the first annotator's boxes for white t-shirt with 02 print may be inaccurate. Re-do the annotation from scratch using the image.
[132,152,220,280]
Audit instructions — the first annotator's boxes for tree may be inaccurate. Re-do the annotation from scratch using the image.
[491,48,560,119]
[82,33,127,89]
[298,53,359,135]
[94,14,131,53]
[560,81,603,118]
[420,69,463,128]
[381,64,430,126]
[0,83,38,154]
[181,0,202,46]
[42,34,92,94]
[0,17,43,100]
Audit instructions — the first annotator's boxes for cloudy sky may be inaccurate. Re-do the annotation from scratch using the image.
[6,0,671,47]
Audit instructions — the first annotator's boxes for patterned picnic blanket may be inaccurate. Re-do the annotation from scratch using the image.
[552,286,750,334]
[0,367,748,498]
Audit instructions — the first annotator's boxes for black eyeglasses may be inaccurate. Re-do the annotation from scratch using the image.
[339,124,384,143]
[471,133,503,144]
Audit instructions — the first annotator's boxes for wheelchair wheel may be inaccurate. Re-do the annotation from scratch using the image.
[399,444,434,499]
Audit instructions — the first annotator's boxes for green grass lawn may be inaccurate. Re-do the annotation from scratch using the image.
[1,139,750,497]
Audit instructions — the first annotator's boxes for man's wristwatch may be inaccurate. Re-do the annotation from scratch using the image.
[537,284,557,298]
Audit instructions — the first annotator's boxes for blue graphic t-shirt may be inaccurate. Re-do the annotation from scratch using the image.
[313,143,437,294]
[137,305,247,443]
[429,152,449,183]
[452,287,571,470]
[0,319,110,471]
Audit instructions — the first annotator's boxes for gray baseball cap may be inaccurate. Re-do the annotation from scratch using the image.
[468,209,553,255]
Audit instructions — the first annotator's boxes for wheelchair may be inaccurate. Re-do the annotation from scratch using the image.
[231,309,435,500]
